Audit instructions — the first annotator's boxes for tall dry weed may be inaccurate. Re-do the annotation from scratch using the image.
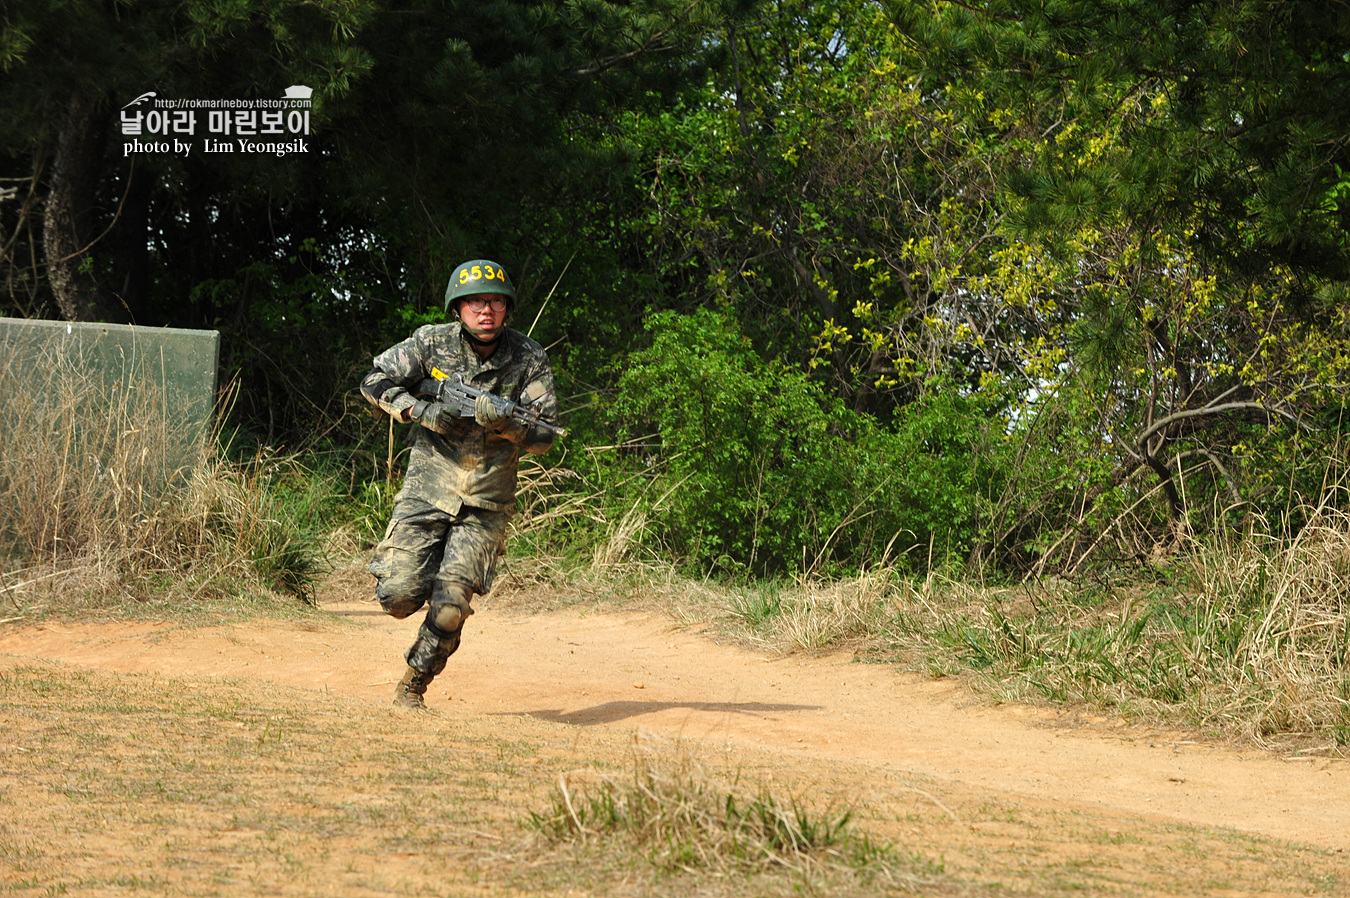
[0,333,200,560]
[749,568,899,652]
[0,332,312,618]
[1179,501,1350,742]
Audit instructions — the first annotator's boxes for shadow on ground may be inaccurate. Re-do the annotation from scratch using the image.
[513,700,820,726]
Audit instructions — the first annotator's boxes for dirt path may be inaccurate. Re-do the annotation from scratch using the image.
[3,590,1348,862]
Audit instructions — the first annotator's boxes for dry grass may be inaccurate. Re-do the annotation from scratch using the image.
[22,316,1348,747]
[7,657,1340,897]
[530,736,908,886]
[0,660,555,897]
[0,332,316,621]
[1174,501,1350,743]
[895,502,1350,748]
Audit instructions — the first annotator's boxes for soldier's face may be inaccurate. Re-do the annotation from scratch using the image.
[457,293,507,338]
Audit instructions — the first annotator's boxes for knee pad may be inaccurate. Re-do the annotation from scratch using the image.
[427,598,466,634]
[427,582,473,634]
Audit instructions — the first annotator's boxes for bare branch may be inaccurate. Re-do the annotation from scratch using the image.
[1173,448,1243,507]
[1134,400,1308,451]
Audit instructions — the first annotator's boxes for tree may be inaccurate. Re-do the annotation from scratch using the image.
[0,0,377,322]
[0,0,726,445]
[576,0,1350,572]
[891,0,1350,567]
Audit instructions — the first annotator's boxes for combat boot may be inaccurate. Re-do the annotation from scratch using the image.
[392,665,434,710]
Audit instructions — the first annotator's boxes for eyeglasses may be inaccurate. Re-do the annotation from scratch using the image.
[463,297,507,312]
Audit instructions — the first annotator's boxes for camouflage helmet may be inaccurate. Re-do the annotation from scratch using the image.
[444,259,516,315]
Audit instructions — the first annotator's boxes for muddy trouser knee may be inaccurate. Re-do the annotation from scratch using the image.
[369,499,449,619]
[406,581,474,676]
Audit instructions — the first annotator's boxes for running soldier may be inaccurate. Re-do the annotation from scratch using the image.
[359,259,559,709]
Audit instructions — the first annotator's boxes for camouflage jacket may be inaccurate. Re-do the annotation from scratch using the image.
[360,321,558,513]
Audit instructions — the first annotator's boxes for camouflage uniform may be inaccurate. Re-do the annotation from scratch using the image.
[360,319,557,686]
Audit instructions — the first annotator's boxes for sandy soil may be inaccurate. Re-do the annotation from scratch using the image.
[4,582,1350,894]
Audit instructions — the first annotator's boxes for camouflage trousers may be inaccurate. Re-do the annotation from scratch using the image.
[369,497,509,677]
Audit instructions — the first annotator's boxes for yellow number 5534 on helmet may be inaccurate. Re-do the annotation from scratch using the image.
[443,259,516,315]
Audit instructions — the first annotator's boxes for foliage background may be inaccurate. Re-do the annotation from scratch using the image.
[4,0,1350,582]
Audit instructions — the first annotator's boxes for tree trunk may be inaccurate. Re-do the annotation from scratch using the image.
[43,90,122,322]
[113,158,151,323]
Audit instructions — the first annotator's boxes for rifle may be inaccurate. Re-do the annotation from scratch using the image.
[414,367,567,438]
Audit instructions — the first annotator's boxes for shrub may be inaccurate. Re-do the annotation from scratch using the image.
[599,308,996,576]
